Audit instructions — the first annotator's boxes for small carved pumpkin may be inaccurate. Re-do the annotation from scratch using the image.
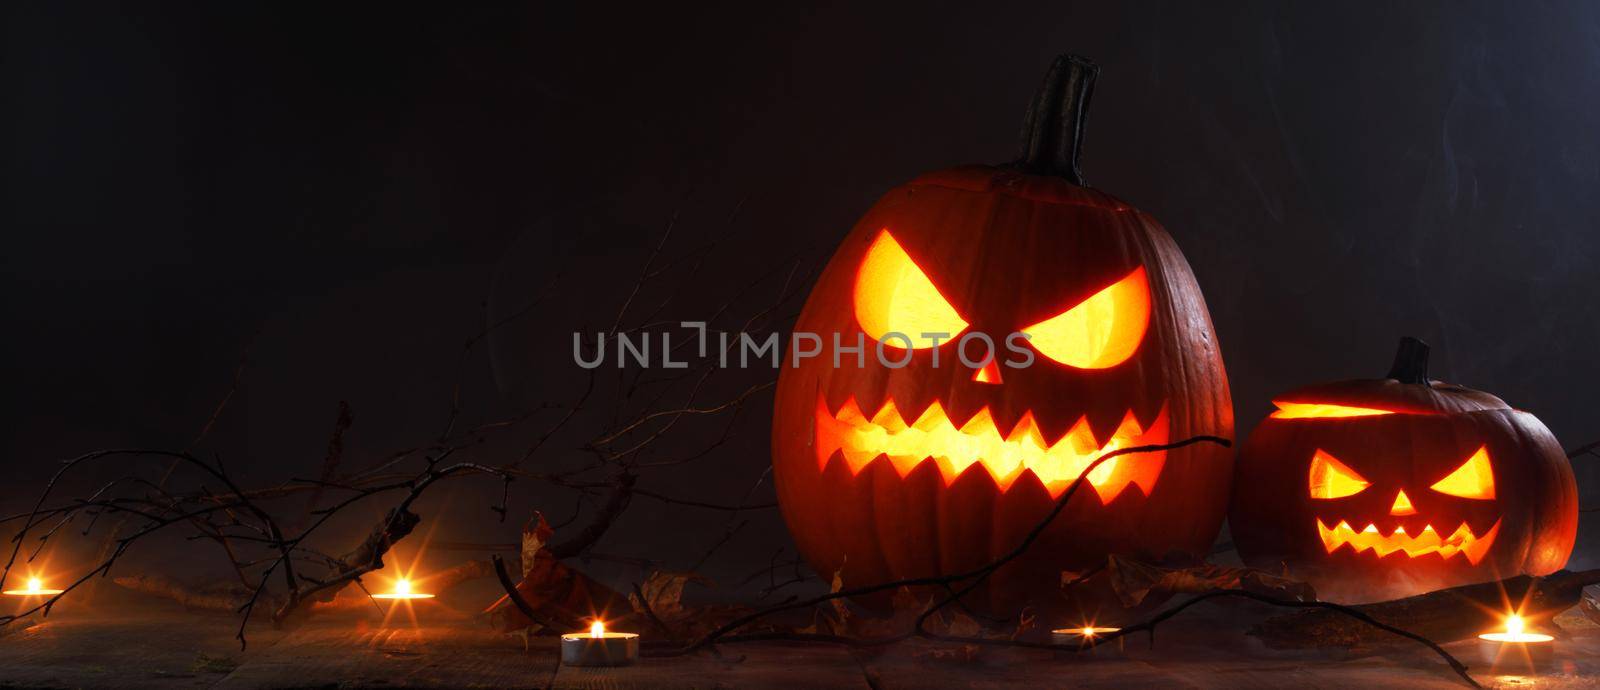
[1230,337,1579,602]
[771,55,1234,617]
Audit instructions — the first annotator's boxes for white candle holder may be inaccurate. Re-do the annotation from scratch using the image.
[1478,616,1554,673]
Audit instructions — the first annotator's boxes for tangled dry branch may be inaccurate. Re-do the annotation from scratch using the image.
[639,434,1485,690]
[0,216,811,648]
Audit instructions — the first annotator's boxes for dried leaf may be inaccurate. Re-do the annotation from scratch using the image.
[485,510,631,634]
[508,624,545,651]
[1555,584,1600,630]
[520,512,554,577]
[827,561,850,627]
[1098,554,1316,608]
[630,570,711,623]
[1010,606,1037,640]
[889,587,923,617]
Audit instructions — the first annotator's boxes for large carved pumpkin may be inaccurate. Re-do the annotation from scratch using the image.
[1230,337,1579,603]
[771,55,1234,618]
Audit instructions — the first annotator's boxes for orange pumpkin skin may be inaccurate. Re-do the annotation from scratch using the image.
[770,57,1233,618]
[1230,338,1578,603]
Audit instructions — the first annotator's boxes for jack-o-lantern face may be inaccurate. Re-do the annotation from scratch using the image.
[1306,443,1499,564]
[822,229,1164,502]
[771,55,1235,619]
[1230,338,1579,603]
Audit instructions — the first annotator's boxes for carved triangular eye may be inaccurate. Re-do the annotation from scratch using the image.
[1429,446,1495,500]
[854,230,969,348]
[1270,402,1395,419]
[1308,449,1370,499]
[1020,267,1149,369]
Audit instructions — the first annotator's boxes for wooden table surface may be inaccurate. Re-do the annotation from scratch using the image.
[2,592,1596,689]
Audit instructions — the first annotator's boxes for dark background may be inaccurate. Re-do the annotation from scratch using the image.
[4,1,1598,589]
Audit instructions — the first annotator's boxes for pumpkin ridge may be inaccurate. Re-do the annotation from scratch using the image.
[771,51,1235,618]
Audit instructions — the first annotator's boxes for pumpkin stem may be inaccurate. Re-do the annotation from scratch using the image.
[1015,53,1099,186]
[1386,336,1431,384]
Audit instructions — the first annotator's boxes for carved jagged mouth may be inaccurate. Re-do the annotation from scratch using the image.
[813,395,1169,501]
[1316,519,1501,564]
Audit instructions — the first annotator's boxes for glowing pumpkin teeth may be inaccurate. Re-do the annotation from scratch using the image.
[1316,519,1500,564]
[814,395,1169,501]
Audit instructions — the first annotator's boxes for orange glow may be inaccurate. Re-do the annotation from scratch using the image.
[972,360,1002,384]
[854,230,968,348]
[1429,446,1495,500]
[1021,267,1149,369]
[2,576,63,596]
[1307,450,1370,499]
[591,621,605,638]
[1051,625,1123,647]
[371,577,435,600]
[1479,613,1554,644]
[1317,519,1500,563]
[814,395,1169,501]
[1389,490,1417,516]
[1270,402,1395,419]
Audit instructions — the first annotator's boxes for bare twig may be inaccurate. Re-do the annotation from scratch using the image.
[1078,590,1482,689]
[658,436,1230,656]
[298,401,354,525]
[1566,439,1600,460]
[0,217,808,660]
[632,581,678,641]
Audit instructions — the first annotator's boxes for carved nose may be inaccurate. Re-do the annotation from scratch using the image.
[972,360,1003,384]
[1389,490,1417,516]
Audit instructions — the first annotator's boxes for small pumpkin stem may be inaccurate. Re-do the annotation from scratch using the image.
[1015,53,1099,186]
[1386,336,1431,384]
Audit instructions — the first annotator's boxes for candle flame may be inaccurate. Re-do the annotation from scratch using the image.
[369,575,432,600]
[1479,612,1552,645]
[1081,627,1096,637]
[3,575,63,597]
[591,621,605,638]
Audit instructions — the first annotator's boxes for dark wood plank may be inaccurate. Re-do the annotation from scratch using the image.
[214,622,558,689]
[0,610,283,689]
[550,643,867,690]
[4,599,1600,689]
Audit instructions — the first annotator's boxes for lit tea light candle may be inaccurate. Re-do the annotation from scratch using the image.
[3,577,64,597]
[370,577,434,600]
[561,620,639,667]
[1478,614,1554,672]
[1051,625,1124,652]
